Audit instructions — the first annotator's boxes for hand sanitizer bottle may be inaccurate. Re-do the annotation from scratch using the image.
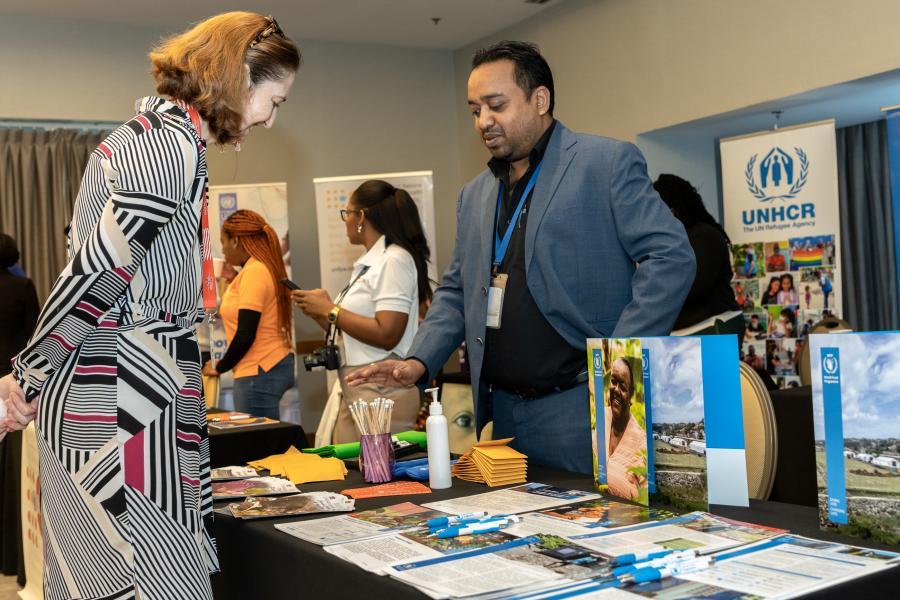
[425,387,452,489]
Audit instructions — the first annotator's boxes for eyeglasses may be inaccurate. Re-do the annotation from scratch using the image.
[250,16,285,48]
[339,209,362,222]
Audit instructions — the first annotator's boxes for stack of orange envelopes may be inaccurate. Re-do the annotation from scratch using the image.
[248,446,348,485]
[451,438,527,487]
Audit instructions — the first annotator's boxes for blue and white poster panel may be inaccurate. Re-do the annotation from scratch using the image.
[883,108,900,307]
[810,332,900,544]
[312,171,436,299]
[206,183,291,404]
[644,336,749,509]
[721,121,842,389]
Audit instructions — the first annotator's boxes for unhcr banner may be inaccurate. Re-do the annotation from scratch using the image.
[720,120,841,388]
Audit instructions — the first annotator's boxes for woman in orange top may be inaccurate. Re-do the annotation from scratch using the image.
[203,210,294,419]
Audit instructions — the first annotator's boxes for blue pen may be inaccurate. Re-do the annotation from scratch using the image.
[611,550,698,577]
[609,549,674,567]
[433,516,520,539]
[620,557,713,584]
[426,512,488,530]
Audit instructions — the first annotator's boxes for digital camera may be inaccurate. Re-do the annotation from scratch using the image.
[303,344,341,371]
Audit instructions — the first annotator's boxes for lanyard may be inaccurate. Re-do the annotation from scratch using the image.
[176,101,217,313]
[493,161,543,271]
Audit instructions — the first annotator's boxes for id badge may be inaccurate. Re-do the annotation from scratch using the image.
[486,273,508,329]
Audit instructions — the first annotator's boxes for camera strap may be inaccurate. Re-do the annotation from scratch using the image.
[327,265,371,344]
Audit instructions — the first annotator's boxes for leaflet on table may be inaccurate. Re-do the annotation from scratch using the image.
[210,466,258,481]
[228,491,354,519]
[641,336,749,510]
[323,528,517,575]
[505,499,679,539]
[384,534,616,599]
[210,476,297,500]
[275,501,447,545]
[809,331,900,545]
[675,534,900,599]
[568,512,784,559]
[423,483,600,516]
[208,416,277,429]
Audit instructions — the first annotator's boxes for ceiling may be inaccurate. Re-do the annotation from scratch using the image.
[0,0,561,50]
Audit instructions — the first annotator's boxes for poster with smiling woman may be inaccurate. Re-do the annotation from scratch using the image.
[588,338,648,505]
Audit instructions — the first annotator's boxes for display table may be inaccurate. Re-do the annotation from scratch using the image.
[210,464,899,600]
[207,410,307,468]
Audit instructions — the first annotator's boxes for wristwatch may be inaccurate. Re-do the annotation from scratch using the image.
[327,305,342,324]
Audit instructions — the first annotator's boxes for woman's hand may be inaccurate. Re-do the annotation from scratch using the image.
[291,289,335,320]
[202,361,219,377]
[1,374,36,436]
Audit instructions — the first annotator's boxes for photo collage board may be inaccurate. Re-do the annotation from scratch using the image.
[731,234,838,388]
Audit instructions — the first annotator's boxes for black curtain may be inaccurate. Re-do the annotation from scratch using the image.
[836,119,900,331]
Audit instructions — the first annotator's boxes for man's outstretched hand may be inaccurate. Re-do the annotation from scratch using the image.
[345,359,426,388]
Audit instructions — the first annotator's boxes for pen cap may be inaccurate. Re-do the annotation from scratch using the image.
[425,387,442,415]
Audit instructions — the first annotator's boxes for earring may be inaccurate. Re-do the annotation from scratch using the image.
[356,224,363,234]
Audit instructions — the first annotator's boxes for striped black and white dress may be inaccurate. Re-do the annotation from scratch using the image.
[12,96,218,599]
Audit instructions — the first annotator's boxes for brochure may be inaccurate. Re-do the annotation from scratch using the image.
[275,501,446,546]
[643,335,749,509]
[676,534,900,599]
[323,528,517,575]
[587,339,649,505]
[210,466,259,481]
[423,483,601,516]
[208,417,277,429]
[228,491,354,519]
[810,331,900,546]
[385,534,615,598]
[210,476,297,500]
[506,499,679,539]
[569,512,784,559]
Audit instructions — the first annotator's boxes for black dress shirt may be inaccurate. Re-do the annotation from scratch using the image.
[0,268,39,377]
[481,121,587,394]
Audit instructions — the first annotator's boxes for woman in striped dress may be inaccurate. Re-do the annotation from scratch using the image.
[0,12,299,599]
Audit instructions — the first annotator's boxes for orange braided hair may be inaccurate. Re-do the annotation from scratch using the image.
[222,209,292,344]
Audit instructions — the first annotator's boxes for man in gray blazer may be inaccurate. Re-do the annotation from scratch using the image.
[349,41,694,474]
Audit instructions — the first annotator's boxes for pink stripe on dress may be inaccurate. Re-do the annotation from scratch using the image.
[74,365,116,376]
[124,429,145,492]
[63,412,117,423]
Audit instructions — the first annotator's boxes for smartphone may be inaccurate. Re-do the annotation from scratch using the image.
[280,278,302,291]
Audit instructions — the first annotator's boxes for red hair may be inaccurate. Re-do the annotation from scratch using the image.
[149,12,301,145]
[222,210,292,344]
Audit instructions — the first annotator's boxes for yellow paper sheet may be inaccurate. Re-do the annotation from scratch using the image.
[248,446,348,484]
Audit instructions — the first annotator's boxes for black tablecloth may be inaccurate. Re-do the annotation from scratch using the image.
[210,465,899,600]
[207,411,307,468]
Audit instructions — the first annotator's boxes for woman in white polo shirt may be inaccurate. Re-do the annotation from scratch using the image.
[292,180,432,443]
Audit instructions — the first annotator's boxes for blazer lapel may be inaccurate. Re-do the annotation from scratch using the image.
[481,177,501,272]
[525,123,577,268]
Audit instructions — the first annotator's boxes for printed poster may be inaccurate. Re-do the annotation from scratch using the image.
[587,338,649,505]
[721,121,842,389]
[312,171,436,300]
[644,336,749,509]
[810,332,900,546]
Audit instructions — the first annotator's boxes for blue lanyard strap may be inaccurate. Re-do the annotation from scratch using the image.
[493,161,543,270]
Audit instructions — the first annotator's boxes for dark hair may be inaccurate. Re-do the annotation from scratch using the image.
[150,12,301,145]
[0,233,19,268]
[472,41,555,115]
[353,180,433,304]
[780,273,794,290]
[653,174,729,242]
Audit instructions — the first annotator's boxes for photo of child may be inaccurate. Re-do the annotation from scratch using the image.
[764,241,790,272]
